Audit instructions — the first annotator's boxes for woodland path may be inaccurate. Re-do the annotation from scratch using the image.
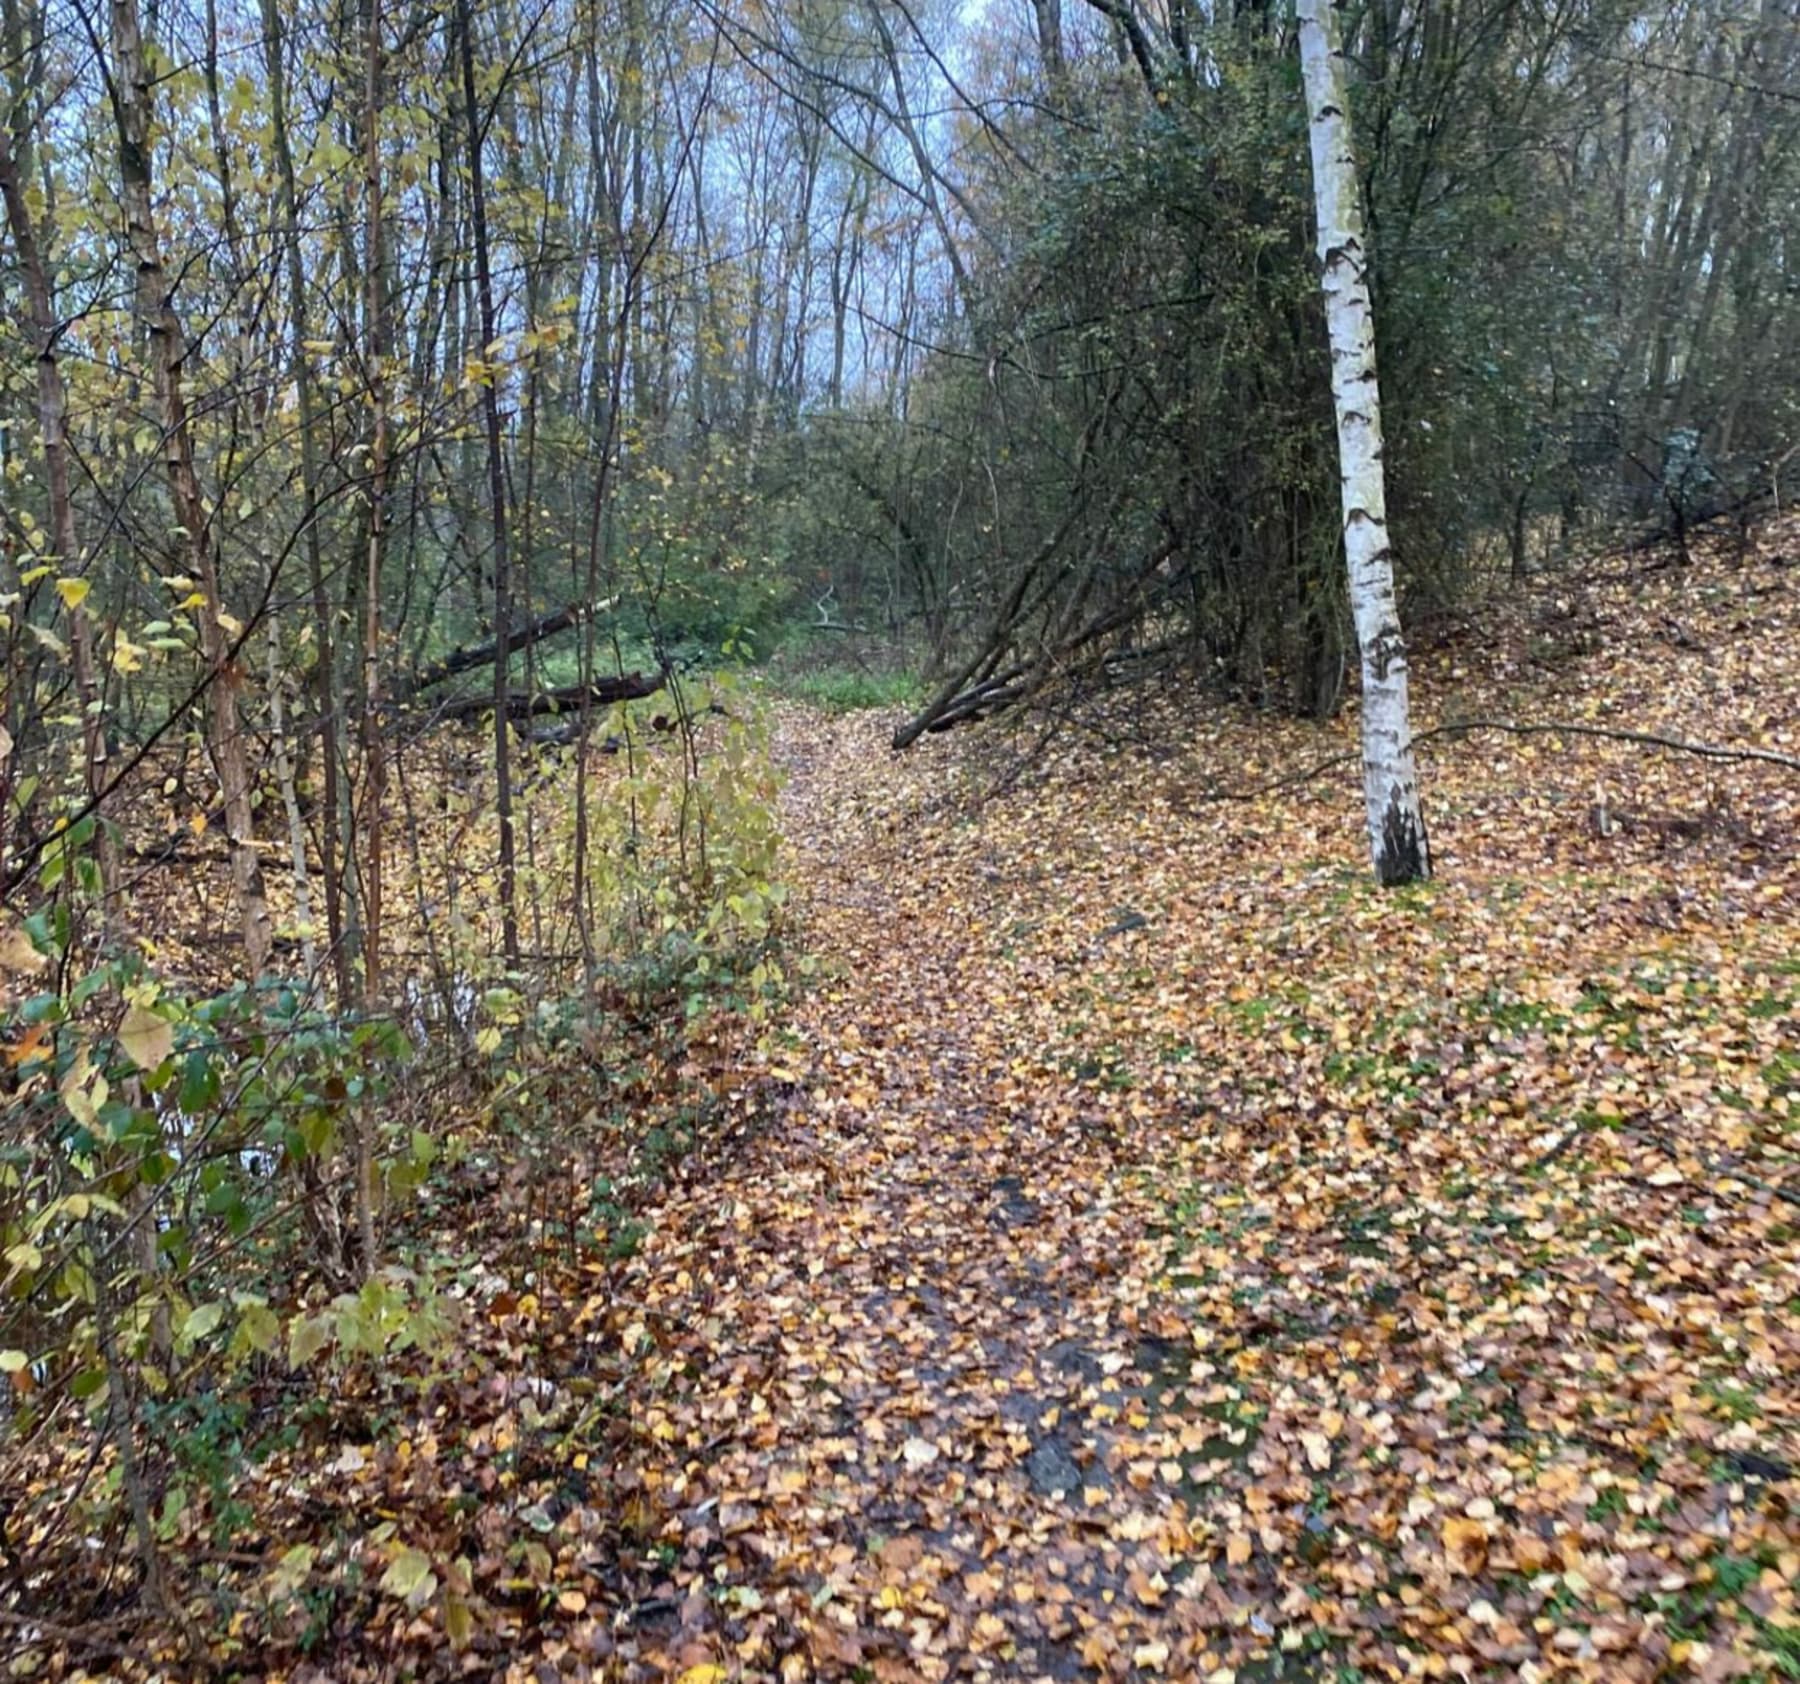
[607,715,1241,1682]
[604,579,1800,1684]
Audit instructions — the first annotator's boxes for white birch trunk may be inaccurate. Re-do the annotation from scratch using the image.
[1297,0,1431,886]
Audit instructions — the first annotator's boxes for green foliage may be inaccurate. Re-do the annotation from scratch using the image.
[606,449,807,660]
[0,920,431,1443]
[772,665,923,715]
[554,680,790,1017]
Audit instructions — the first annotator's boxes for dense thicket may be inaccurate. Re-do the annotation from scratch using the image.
[3,0,1795,806]
[824,0,1800,731]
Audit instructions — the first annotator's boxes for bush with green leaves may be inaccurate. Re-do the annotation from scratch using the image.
[0,919,440,1431]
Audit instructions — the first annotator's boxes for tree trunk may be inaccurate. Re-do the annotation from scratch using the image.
[265,621,318,984]
[359,0,389,1023]
[459,0,520,967]
[1297,0,1430,887]
[108,0,273,969]
[0,123,118,933]
[261,0,351,1004]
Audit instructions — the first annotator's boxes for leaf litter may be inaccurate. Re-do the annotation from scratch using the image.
[608,527,1798,1684]
[7,524,1798,1681]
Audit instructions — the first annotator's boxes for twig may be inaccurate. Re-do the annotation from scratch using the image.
[1186,714,1800,807]
[0,1608,138,1663]
[1416,718,1800,773]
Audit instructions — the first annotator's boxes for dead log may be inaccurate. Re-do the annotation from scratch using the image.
[433,672,663,726]
[525,721,624,751]
[893,595,1158,747]
[394,599,601,700]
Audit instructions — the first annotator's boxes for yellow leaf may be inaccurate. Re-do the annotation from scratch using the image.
[268,1543,316,1597]
[55,577,90,612]
[677,1668,729,1684]
[1442,1515,1489,1576]
[380,1545,438,1604]
[444,1590,474,1648]
[1226,1531,1253,1566]
[119,1004,174,1071]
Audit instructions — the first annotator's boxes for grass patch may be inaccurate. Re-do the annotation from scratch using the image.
[773,665,922,714]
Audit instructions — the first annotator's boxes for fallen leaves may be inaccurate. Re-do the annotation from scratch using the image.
[1443,1514,1491,1577]
[380,1545,439,1606]
[8,528,1800,1681]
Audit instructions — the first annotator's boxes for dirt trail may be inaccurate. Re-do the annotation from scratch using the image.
[608,613,1800,1684]
[609,717,1235,1681]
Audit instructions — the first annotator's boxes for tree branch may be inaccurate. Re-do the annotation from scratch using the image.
[1416,718,1800,774]
[394,598,609,701]
[1183,715,1800,808]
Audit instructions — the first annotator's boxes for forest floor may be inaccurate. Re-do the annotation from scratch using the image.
[10,522,1800,1684]
[586,528,1799,1684]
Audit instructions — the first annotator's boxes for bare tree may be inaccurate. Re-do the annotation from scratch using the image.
[107,0,274,968]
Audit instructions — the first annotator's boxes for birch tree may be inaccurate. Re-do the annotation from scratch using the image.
[1296,0,1430,887]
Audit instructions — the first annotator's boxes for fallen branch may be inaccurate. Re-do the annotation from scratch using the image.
[394,598,609,700]
[0,1609,137,1666]
[1417,717,1800,774]
[893,564,1172,749]
[891,498,1096,749]
[431,671,663,726]
[1186,715,1800,807]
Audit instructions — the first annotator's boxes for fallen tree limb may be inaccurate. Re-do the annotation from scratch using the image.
[395,599,606,699]
[892,499,1094,749]
[1186,715,1800,807]
[430,672,662,726]
[892,547,1175,749]
[1416,717,1800,774]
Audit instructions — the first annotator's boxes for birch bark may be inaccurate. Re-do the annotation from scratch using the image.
[1297,0,1430,886]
